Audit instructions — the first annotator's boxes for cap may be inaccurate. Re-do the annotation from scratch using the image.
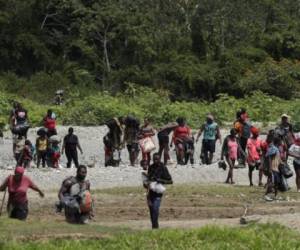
[15,166,25,175]
[207,114,214,120]
[281,114,289,118]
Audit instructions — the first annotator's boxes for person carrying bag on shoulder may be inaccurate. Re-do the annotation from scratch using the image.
[145,153,173,229]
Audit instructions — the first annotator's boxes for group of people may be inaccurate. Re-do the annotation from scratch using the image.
[8,102,83,169]
[1,101,300,228]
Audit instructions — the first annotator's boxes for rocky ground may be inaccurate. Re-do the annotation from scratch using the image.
[0,126,296,190]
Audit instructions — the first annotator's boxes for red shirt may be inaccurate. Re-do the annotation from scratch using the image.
[173,126,191,142]
[5,175,34,205]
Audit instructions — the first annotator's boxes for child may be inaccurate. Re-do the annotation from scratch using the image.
[51,141,61,168]
[247,127,263,186]
[14,135,25,164]
[221,128,238,184]
[265,136,282,201]
[19,139,33,168]
[36,132,48,168]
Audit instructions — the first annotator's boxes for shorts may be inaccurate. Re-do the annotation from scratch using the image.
[272,171,281,187]
[158,134,169,147]
[202,139,216,153]
[293,161,300,171]
[127,143,139,153]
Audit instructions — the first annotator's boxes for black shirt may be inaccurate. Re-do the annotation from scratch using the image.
[63,134,79,151]
[148,163,173,198]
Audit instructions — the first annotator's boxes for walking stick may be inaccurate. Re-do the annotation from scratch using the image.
[0,188,7,216]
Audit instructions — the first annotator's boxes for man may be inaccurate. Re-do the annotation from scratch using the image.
[123,115,140,166]
[278,114,294,148]
[62,127,83,168]
[234,108,251,166]
[196,114,221,165]
[57,165,92,224]
[146,153,173,229]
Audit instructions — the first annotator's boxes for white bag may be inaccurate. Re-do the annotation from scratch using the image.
[149,182,166,194]
[139,137,156,153]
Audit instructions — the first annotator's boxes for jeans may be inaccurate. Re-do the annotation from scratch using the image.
[148,196,161,229]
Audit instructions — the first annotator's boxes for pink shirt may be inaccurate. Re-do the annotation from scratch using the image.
[247,137,262,163]
[228,138,238,160]
[5,175,34,205]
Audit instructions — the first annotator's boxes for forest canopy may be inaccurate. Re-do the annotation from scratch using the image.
[1,0,300,102]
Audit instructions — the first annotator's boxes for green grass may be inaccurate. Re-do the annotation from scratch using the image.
[1,223,300,249]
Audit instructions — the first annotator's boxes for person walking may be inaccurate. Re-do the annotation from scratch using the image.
[0,167,44,220]
[145,153,173,229]
[196,114,221,165]
[62,127,83,168]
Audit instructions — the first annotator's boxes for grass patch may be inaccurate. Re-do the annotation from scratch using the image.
[1,223,300,249]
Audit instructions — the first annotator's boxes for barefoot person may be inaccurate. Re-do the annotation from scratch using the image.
[221,129,238,184]
[0,167,44,220]
[57,165,93,224]
[145,153,173,229]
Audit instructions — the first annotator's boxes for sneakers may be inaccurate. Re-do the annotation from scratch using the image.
[264,195,273,202]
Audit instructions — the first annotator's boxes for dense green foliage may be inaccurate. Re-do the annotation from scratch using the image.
[1,86,300,128]
[1,0,300,101]
[2,223,300,249]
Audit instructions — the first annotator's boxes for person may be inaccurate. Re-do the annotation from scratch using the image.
[11,102,30,139]
[62,127,83,168]
[265,137,282,201]
[14,135,25,164]
[139,118,156,166]
[145,153,173,229]
[172,117,194,165]
[43,109,57,137]
[18,140,33,168]
[49,140,61,168]
[103,117,124,167]
[288,133,300,192]
[124,115,140,166]
[0,166,44,220]
[234,108,251,166]
[157,122,178,165]
[278,114,294,148]
[57,165,93,224]
[246,127,263,186]
[36,131,48,168]
[196,114,221,165]
[54,90,64,105]
[221,128,238,184]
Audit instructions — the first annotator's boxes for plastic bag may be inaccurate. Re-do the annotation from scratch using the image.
[139,137,156,153]
[149,182,166,194]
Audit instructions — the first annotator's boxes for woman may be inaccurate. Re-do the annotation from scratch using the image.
[139,118,155,166]
[172,117,194,165]
[221,128,238,184]
[157,122,178,165]
[146,153,173,229]
[0,167,44,220]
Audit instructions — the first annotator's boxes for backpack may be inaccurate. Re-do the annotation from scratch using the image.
[242,122,251,139]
